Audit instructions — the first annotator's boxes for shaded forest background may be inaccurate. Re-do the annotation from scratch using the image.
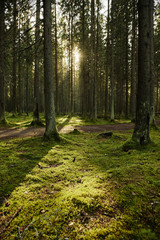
[0,0,160,121]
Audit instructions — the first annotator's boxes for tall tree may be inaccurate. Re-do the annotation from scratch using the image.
[25,19,29,116]
[130,0,137,121]
[43,0,59,139]
[54,0,59,115]
[132,0,153,144]
[33,0,40,124]
[125,1,129,119]
[12,0,17,115]
[110,0,115,121]
[0,0,5,122]
[105,0,110,120]
[90,0,97,119]
[149,0,155,126]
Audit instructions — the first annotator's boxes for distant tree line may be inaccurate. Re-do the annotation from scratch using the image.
[0,0,159,143]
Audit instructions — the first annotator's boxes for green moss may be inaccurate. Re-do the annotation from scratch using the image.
[0,129,160,239]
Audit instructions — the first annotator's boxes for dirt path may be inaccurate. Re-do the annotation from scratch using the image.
[0,120,159,140]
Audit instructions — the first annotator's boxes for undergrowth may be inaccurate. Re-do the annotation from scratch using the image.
[0,129,160,239]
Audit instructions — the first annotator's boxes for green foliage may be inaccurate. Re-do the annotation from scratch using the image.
[0,129,160,239]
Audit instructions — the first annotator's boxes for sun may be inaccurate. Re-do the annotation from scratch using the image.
[74,47,80,64]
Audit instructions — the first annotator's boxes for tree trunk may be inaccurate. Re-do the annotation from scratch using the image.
[12,0,17,115]
[105,0,110,120]
[54,0,59,115]
[0,0,5,122]
[18,19,22,115]
[81,0,87,116]
[132,0,152,144]
[43,0,59,139]
[149,0,155,126]
[130,0,137,121]
[110,0,115,121]
[70,14,74,114]
[33,0,40,123]
[91,0,97,119]
[125,3,129,119]
[25,20,29,116]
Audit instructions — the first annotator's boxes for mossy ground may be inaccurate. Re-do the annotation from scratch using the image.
[0,117,160,239]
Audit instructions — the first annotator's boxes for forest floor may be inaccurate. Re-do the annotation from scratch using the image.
[0,115,160,239]
[0,119,160,140]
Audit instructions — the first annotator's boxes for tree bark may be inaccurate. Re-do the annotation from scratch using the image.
[132,0,152,144]
[43,0,59,139]
[0,0,5,122]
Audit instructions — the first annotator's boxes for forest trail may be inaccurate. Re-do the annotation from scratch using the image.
[0,120,160,140]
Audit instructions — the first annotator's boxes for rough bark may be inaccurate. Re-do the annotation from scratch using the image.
[0,0,5,122]
[43,0,59,139]
[132,0,152,144]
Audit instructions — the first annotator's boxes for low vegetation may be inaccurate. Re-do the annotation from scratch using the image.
[0,116,160,239]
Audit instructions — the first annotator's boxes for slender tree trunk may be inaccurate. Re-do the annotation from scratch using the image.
[18,19,22,115]
[149,0,155,126]
[55,0,59,115]
[70,14,74,114]
[132,0,152,144]
[12,0,17,115]
[125,3,129,119]
[105,0,110,120]
[0,0,5,122]
[130,0,137,121]
[43,0,59,139]
[91,0,97,119]
[95,0,99,117]
[33,0,40,123]
[81,0,87,116]
[110,0,115,121]
[25,20,29,116]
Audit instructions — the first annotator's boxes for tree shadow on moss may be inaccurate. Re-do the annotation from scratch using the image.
[0,137,58,206]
